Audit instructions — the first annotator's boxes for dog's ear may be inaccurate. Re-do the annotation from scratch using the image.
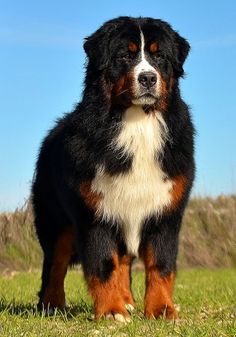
[172,32,190,77]
[84,22,116,71]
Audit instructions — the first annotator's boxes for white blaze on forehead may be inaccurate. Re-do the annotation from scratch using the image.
[132,29,161,105]
[135,29,157,74]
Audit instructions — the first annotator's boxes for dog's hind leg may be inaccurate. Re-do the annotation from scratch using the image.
[118,255,135,312]
[38,227,75,311]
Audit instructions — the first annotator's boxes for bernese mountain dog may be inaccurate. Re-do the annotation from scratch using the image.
[32,16,195,321]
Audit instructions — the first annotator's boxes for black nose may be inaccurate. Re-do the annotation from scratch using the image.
[138,72,157,88]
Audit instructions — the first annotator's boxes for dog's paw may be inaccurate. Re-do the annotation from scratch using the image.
[145,304,178,320]
[105,312,131,323]
[125,303,135,313]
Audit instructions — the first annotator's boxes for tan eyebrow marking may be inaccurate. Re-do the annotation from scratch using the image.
[128,42,138,53]
[150,42,158,53]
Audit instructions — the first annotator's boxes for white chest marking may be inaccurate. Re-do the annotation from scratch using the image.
[91,106,173,256]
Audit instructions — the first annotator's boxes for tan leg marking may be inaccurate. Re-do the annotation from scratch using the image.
[42,227,75,309]
[118,255,135,307]
[87,253,129,319]
[143,246,178,319]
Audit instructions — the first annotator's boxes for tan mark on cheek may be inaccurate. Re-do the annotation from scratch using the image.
[157,75,168,112]
[113,76,126,96]
[112,72,135,106]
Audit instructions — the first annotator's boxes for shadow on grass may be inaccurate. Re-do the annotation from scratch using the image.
[0,299,93,320]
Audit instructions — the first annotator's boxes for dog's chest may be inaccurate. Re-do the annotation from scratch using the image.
[91,107,173,256]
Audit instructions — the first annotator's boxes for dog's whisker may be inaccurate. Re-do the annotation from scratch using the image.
[116,89,129,97]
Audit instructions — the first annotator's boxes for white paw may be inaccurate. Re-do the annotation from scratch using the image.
[174,304,181,312]
[125,303,135,312]
[105,313,114,320]
[105,312,131,323]
[114,313,131,323]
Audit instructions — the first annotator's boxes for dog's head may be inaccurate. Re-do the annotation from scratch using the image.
[84,17,190,110]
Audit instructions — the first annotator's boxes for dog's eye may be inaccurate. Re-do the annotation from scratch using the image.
[150,42,158,53]
[117,53,132,62]
[122,53,132,61]
[121,54,130,60]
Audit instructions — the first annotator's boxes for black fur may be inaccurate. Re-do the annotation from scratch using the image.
[32,16,195,313]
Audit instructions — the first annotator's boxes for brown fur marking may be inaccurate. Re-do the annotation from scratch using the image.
[128,42,138,53]
[150,42,158,53]
[112,73,134,106]
[113,76,126,96]
[169,175,187,210]
[143,246,177,319]
[158,75,168,112]
[119,255,135,306]
[87,253,129,319]
[143,74,169,114]
[42,227,75,309]
[80,181,102,210]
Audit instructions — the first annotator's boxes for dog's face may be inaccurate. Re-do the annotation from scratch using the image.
[84,17,190,109]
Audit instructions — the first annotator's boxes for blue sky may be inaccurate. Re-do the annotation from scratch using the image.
[0,0,236,210]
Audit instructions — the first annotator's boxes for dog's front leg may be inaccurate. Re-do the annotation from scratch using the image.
[82,225,130,321]
[140,214,181,319]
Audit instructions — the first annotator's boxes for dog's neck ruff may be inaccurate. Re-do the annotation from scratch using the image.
[91,106,173,256]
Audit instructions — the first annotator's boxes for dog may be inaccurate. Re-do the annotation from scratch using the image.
[32,16,195,321]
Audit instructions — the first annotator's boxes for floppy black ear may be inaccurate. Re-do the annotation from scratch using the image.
[84,22,116,71]
[173,32,190,77]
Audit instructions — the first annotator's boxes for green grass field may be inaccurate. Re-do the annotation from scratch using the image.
[0,269,235,337]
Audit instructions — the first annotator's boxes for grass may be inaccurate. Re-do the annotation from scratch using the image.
[0,201,42,271]
[0,269,235,337]
[179,196,236,268]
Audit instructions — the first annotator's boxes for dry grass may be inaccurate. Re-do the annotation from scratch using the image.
[0,200,42,272]
[0,195,236,271]
[179,195,236,268]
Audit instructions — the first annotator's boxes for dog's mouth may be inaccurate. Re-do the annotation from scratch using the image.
[131,93,157,106]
